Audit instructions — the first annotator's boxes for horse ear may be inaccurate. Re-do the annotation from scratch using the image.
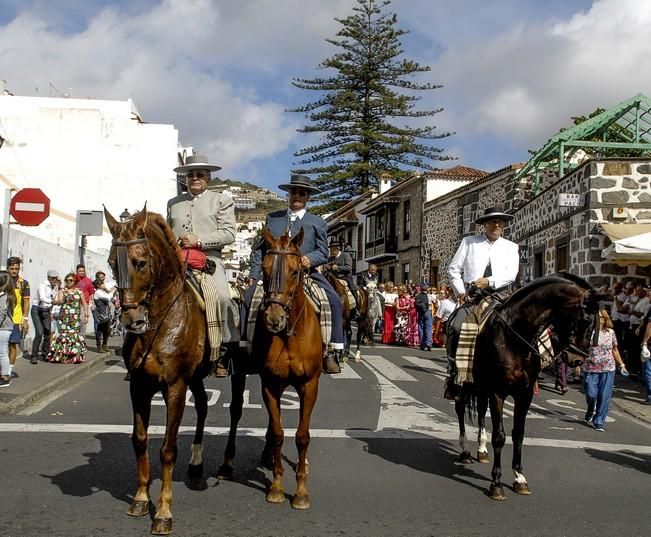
[262,226,275,247]
[292,227,304,248]
[133,203,148,231]
[103,206,119,235]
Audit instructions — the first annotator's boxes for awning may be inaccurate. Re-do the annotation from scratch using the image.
[601,225,651,266]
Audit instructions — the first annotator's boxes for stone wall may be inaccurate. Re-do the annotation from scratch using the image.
[512,159,651,287]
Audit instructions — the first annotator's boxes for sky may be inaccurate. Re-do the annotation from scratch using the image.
[0,0,649,194]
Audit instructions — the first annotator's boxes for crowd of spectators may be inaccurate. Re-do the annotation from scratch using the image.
[0,258,119,388]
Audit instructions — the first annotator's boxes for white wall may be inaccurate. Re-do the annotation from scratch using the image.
[0,94,179,252]
[425,178,473,202]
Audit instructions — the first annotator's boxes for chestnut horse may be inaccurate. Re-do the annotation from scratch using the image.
[105,207,211,535]
[453,273,602,500]
[218,227,323,509]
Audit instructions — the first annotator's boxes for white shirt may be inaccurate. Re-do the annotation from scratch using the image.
[436,297,456,322]
[381,291,398,306]
[288,208,306,221]
[447,234,519,297]
[630,296,650,327]
[36,280,56,308]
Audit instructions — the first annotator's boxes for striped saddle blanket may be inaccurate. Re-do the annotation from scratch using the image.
[245,276,332,353]
[455,298,553,385]
[184,270,222,361]
[335,278,357,309]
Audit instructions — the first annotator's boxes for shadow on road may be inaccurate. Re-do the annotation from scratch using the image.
[41,433,271,504]
[584,448,651,475]
[358,432,491,495]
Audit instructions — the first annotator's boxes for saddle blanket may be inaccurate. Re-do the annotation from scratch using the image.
[335,277,357,309]
[246,276,332,353]
[456,299,553,385]
[185,270,222,360]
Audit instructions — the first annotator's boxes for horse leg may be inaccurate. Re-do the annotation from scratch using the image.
[511,388,534,495]
[487,394,507,501]
[354,321,362,363]
[151,384,187,535]
[261,380,286,504]
[455,395,472,464]
[217,371,247,480]
[127,384,155,518]
[291,376,319,509]
[477,395,490,463]
[187,379,208,480]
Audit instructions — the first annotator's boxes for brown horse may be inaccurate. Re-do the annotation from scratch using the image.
[105,206,211,535]
[452,273,602,500]
[218,227,323,509]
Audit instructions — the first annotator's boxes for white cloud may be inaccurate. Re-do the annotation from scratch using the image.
[434,0,651,151]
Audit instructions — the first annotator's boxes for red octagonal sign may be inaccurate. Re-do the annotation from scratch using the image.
[10,188,51,226]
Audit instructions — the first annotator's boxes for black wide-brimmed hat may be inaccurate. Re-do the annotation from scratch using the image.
[329,237,343,248]
[173,154,222,174]
[475,206,514,225]
[278,174,321,194]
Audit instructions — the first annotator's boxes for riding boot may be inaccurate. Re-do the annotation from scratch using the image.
[323,349,341,374]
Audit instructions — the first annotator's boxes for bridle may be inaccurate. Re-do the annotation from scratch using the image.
[263,247,305,335]
[111,236,154,313]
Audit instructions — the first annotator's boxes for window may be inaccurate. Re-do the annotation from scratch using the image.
[463,204,472,234]
[533,250,544,279]
[357,225,364,260]
[402,262,410,283]
[556,242,568,272]
[403,200,411,240]
[388,265,395,283]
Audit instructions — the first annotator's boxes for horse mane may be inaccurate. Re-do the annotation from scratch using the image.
[504,272,592,306]
[127,210,183,274]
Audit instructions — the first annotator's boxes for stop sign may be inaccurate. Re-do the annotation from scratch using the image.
[10,188,51,226]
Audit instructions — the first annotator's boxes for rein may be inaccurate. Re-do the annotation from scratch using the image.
[473,284,591,360]
[264,247,305,337]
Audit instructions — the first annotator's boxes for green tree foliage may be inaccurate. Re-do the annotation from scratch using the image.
[289,0,453,212]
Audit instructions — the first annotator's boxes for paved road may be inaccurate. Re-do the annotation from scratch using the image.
[1,346,650,536]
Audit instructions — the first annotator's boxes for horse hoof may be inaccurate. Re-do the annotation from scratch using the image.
[216,464,233,481]
[151,517,173,535]
[291,493,311,510]
[458,451,473,464]
[187,462,203,479]
[266,489,286,504]
[127,499,149,517]
[477,452,490,464]
[513,481,532,495]
[488,485,507,501]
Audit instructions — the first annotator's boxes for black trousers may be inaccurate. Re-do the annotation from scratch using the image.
[30,305,52,357]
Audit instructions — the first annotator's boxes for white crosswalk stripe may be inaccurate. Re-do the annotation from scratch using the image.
[362,354,417,381]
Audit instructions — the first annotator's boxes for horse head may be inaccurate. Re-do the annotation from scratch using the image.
[261,226,304,334]
[547,274,606,357]
[105,204,182,334]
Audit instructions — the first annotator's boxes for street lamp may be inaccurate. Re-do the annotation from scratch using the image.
[120,208,131,222]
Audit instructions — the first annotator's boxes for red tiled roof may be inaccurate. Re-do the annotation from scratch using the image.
[425,165,488,179]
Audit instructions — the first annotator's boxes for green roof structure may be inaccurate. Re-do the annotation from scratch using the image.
[514,93,651,198]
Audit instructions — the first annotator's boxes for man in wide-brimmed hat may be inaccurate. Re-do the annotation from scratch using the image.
[167,154,239,377]
[246,174,345,373]
[444,206,519,399]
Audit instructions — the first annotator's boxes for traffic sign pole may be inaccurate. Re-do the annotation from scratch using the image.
[0,189,10,269]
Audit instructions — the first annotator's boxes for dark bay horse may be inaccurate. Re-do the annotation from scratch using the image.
[218,227,323,509]
[105,207,210,535]
[453,273,602,500]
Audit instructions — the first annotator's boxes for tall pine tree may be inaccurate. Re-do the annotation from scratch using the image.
[289,0,453,211]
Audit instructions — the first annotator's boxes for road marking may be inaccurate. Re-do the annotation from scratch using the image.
[363,354,417,381]
[105,365,126,373]
[362,356,456,435]
[1,423,650,454]
[331,363,362,379]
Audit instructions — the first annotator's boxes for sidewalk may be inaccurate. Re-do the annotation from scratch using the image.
[0,335,123,415]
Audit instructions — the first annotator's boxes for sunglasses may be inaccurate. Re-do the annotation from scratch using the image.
[186,171,208,179]
[65,278,75,282]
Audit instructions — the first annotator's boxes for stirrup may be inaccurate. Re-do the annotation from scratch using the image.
[443,377,460,401]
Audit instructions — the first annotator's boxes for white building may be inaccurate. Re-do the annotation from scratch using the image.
[0,91,179,254]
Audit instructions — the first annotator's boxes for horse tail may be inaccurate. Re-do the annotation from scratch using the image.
[462,386,477,424]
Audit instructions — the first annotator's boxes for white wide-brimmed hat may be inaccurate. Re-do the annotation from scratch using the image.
[173,154,222,174]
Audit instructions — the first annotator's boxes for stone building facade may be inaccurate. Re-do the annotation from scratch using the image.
[511,158,651,288]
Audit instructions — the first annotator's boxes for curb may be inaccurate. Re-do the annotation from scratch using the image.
[610,397,651,426]
[0,353,110,415]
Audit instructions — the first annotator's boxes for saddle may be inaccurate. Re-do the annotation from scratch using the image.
[333,277,357,309]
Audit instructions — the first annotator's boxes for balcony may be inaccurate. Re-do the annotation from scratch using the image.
[365,236,398,261]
